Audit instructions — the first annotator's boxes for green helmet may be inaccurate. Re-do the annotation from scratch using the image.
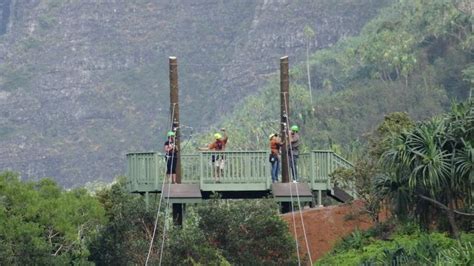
[167,131,175,137]
[290,125,299,132]
[214,133,222,140]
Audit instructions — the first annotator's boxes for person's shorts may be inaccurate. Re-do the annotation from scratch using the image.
[214,158,225,170]
[166,157,177,174]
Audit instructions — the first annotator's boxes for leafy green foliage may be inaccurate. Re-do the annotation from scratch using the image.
[378,100,473,234]
[162,208,230,265]
[317,226,474,265]
[0,171,105,265]
[193,197,298,265]
[88,182,162,265]
[88,186,298,265]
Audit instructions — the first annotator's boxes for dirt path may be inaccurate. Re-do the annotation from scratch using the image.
[282,201,377,263]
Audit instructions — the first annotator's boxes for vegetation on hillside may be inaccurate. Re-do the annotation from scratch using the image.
[318,224,474,265]
[318,99,473,265]
[0,174,298,264]
[89,186,298,265]
[214,0,472,156]
[0,172,105,264]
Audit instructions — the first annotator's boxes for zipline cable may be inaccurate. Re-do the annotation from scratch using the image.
[145,103,177,265]
[283,92,313,265]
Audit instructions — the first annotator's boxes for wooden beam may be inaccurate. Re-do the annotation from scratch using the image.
[169,56,182,183]
[280,56,290,183]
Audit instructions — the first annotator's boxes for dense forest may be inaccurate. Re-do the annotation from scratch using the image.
[0,0,472,264]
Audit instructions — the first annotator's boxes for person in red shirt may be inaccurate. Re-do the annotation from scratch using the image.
[198,128,228,182]
[269,133,282,183]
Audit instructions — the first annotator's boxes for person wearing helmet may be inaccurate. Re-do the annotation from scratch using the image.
[288,125,300,182]
[198,128,228,182]
[164,131,178,183]
[269,133,282,183]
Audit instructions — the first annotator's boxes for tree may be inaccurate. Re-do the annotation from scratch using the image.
[88,182,162,265]
[379,100,473,237]
[194,197,298,265]
[0,171,105,264]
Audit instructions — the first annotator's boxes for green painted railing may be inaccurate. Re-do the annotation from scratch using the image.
[126,150,353,192]
[200,151,270,191]
[304,150,354,191]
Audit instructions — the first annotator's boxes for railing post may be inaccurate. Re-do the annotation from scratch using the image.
[154,153,159,191]
[266,152,270,189]
[310,151,315,190]
[200,152,204,188]
[326,152,331,189]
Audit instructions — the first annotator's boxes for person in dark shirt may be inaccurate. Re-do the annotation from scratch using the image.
[288,125,300,182]
[164,131,178,184]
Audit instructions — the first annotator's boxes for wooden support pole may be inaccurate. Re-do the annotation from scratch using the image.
[318,190,322,207]
[280,56,290,183]
[281,202,291,214]
[145,192,149,211]
[172,203,184,226]
[169,56,182,183]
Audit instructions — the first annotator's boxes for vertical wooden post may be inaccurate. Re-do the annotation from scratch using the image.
[145,192,149,210]
[172,203,184,226]
[169,56,181,183]
[280,56,290,183]
[318,190,322,207]
[170,57,184,226]
[280,56,291,214]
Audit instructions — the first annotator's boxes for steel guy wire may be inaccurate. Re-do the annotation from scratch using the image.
[281,106,301,266]
[145,102,176,265]
[283,92,313,265]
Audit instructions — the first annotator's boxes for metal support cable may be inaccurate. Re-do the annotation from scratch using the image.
[281,101,301,265]
[145,103,177,265]
[283,92,313,265]
[158,149,175,266]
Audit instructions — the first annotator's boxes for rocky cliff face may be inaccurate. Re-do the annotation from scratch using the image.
[0,0,392,186]
[0,0,11,35]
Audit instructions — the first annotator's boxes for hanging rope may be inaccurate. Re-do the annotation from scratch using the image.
[283,92,313,265]
[179,125,195,152]
[145,103,177,265]
[158,148,175,266]
[281,110,301,265]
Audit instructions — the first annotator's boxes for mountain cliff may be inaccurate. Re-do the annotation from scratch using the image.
[0,0,392,186]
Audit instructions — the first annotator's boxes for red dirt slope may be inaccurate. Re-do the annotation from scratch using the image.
[282,201,377,263]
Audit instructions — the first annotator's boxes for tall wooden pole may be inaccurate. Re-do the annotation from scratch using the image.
[280,56,290,183]
[169,56,181,183]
